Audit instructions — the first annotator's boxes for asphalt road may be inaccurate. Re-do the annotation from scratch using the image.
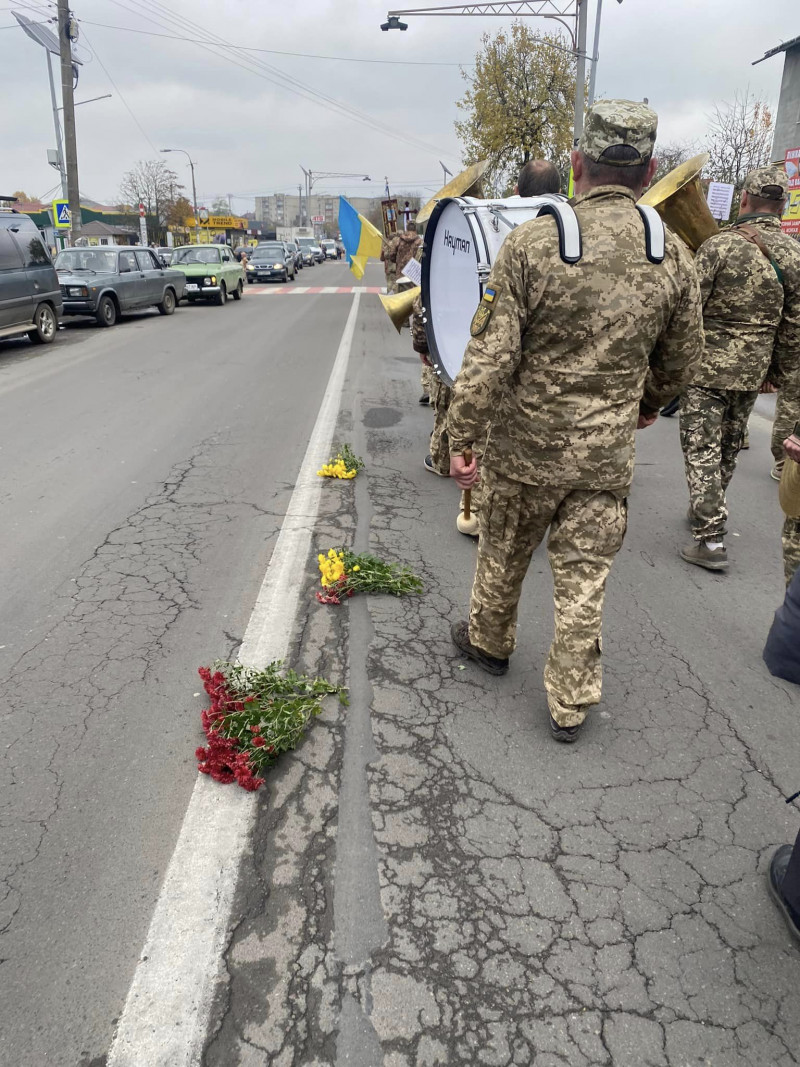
[3,259,800,1067]
[0,260,356,1065]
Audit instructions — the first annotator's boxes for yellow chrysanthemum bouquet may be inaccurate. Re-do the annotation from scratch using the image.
[316,547,423,605]
[317,443,364,480]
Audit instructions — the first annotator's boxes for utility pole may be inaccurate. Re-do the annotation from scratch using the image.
[572,0,588,146]
[57,0,81,243]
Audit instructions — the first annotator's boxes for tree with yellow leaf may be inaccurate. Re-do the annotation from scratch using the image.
[455,23,577,196]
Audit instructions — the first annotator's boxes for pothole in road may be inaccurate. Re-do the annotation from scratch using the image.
[363,406,402,428]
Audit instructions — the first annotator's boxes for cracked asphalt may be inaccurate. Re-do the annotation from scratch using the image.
[3,262,800,1066]
[0,267,353,1066]
[206,269,800,1067]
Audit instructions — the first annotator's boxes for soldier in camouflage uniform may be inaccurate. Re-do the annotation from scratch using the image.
[413,292,486,531]
[679,167,800,571]
[447,100,703,742]
[780,399,800,585]
[380,236,397,293]
[772,354,800,481]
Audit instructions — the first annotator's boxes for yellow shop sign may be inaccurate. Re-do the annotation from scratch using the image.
[185,215,246,230]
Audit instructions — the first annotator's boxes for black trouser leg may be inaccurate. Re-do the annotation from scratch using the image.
[783,828,800,911]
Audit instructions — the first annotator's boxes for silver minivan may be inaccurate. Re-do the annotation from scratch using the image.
[0,206,62,344]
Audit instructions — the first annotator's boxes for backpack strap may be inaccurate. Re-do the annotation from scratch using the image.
[731,224,783,284]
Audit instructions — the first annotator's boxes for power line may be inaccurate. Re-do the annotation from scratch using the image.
[80,29,160,155]
[102,0,452,158]
[135,0,450,155]
[78,18,471,66]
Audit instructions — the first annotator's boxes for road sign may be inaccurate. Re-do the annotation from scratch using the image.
[783,148,800,237]
[311,215,325,223]
[52,199,71,229]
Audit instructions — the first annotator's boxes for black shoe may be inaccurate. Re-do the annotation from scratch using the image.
[660,397,680,417]
[419,394,430,405]
[424,454,448,477]
[768,844,800,942]
[549,715,583,743]
[450,620,508,676]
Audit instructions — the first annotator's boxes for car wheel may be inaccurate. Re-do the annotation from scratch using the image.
[28,302,57,345]
[215,282,227,306]
[157,288,176,315]
[232,280,243,301]
[96,295,117,327]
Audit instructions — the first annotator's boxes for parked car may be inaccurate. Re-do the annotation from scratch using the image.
[246,242,296,283]
[297,237,325,263]
[0,204,62,344]
[170,244,245,304]
[156,247,174,266]
[285,241,303,271]
[320,239,337,260]
[54,245,184,327]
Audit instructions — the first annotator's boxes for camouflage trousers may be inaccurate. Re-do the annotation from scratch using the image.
[428,376,452,475]
[772,375,800,462]
[783,517,800,587]
[421,363,435,396]
[680,384,759,541]
[469,470,628,727]
[428,377,485,512]
[384,265,397,293]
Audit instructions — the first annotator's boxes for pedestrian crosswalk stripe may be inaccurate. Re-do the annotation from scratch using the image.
[250,286,383,295]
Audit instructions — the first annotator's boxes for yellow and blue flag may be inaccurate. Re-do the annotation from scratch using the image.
[339,196,383,279]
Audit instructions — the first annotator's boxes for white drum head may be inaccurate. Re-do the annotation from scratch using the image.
[422,199,481,386]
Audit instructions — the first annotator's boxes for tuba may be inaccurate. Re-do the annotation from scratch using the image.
[638,152,718,252]
[379,159,490,333]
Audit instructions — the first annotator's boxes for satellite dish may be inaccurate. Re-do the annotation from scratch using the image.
[12,10,83,64]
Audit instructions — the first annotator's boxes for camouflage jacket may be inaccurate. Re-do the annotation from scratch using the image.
[692,214,800,390]
[386,231,423,277]
[447,186,704,489]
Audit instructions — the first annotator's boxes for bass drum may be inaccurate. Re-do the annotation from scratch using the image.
[421,195,580,386]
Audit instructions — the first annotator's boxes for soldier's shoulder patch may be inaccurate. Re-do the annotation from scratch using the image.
[470,302,492,337]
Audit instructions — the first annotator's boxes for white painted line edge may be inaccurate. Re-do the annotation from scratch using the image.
[107,292,362,1067]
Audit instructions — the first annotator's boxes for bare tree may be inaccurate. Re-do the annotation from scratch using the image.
[651,141,698,185]
[120,160,183,242]
[704,91,774,192]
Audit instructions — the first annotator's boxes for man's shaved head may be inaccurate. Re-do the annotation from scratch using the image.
[517,159,561,197]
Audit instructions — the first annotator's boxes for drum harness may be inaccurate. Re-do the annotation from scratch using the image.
[465,197,666,277]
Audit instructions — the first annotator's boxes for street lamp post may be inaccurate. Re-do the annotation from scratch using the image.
[161,148,199,243]
[381,0,609,145]
[301,170,372,234]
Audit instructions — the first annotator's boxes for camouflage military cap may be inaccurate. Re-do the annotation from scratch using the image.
[743,166,789,200]
[579,99,658,165]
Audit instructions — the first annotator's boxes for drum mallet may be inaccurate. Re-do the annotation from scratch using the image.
[462,448,473,520]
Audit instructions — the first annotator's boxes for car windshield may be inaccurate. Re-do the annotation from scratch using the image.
[172,247,221,265]
[55,249,117,273]
[253,246,284,259]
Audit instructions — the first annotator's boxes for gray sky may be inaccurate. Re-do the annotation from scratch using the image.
[2,0,797,211]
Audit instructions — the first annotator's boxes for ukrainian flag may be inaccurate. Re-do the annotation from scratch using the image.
[339,196,383,280]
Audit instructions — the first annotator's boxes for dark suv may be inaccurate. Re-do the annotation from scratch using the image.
[0,205,62,345]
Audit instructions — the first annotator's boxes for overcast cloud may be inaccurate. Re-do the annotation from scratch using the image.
[1,0,797,211]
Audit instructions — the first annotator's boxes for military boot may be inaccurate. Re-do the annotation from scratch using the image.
[451,621,508,675]
[680,541,728,571]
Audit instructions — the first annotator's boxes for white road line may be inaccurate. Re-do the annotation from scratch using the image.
[107,292,362,1067]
